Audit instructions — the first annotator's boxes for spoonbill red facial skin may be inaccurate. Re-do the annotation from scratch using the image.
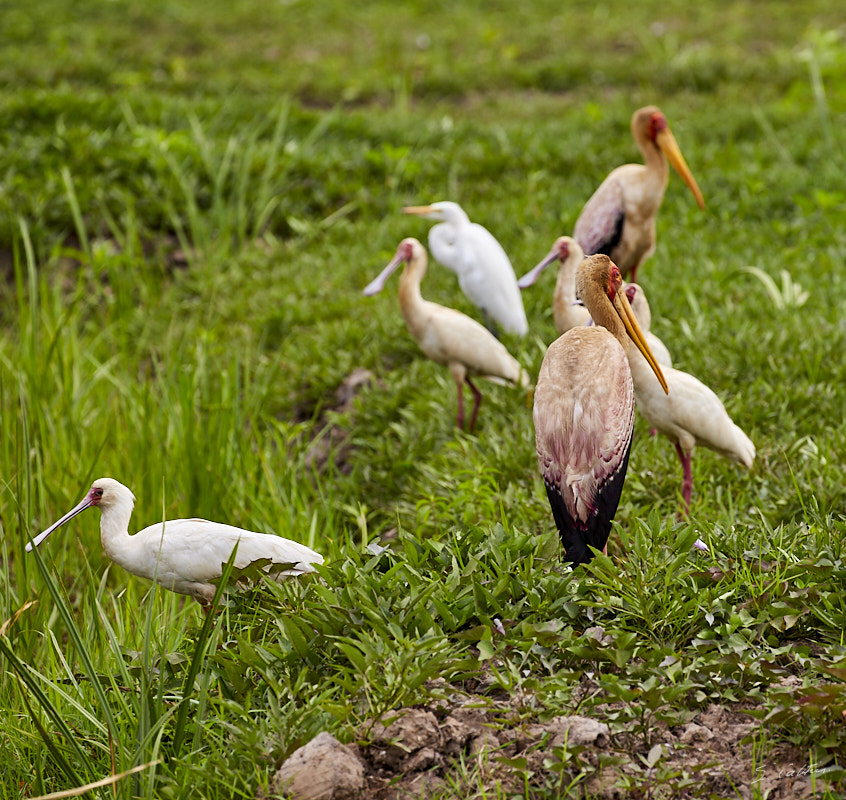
[517,236,591,334]
[574,106,704,284]
[27,478,323,606]
[532,255,667,565]
[364,237,529,432]
[622,284,755,515]
[403,201,528,337]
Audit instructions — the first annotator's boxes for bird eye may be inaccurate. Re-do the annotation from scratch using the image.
[94,488,104,497]
[625,285,636,303]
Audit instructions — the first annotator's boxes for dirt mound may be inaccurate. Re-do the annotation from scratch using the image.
[261,691,841,799]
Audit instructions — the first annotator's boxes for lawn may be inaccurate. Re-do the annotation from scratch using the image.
[1,1,845,798]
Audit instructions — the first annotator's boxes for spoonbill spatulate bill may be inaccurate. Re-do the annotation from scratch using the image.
[517,235,591,334]
[364,238,529,432]
[27,478,324,606]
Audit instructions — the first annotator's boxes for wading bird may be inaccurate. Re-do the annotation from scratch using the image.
[574,106,705,283]
[517,239,672,368]
[623,286,755,515]
[364,238,529,432]
[624,282,672,368]
[533,255,668,565]
[517,236,591,333]
[403,201,528,337]
[27,478,323,607]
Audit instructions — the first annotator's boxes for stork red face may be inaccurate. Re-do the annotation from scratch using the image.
[649,111,669,142]
[625,284,638,304]
[606,265,623,302]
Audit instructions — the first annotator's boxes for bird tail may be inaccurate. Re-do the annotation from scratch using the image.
[544,483,604,566]
[734,426,755,468]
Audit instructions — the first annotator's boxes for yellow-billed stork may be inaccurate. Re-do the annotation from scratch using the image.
[574,106,705,283]
[532,254,667,565]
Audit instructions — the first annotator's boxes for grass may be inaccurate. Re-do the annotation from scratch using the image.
[1,0,845,797]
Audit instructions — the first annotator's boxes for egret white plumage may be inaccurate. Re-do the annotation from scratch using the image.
[27,478,323,606]
[574,106,705,283]
[532,255,668,565]
[364,238,528,432]
[403,201,528,336]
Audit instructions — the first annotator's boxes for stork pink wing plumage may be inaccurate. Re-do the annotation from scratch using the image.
[531,255,667,565]
[534,328,635,563]
[573,181,625,261]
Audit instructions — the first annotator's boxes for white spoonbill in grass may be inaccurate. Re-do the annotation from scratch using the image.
[532,255,668,565]
[574,106,705,284]
[364,238,529,432]
[403,201,528,337]
[26,478,323,607]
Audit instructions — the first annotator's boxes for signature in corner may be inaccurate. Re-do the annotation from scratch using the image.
[753,764,838,782]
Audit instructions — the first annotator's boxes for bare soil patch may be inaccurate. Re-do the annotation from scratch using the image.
[262,686,841,799]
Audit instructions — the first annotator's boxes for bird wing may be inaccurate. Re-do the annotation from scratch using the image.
[429,223,527,335]
[574,174,626,257]
[458,225,527,335]
[633,364,755,466]
[534,329,634,534]
[414,302,525,384]
[135,519,323,586]
[427,223,461,273]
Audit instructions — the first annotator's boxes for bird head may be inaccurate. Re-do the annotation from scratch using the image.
[517,236,583,289]
[403,201,466,224]
[25,478,135,552]
[624,282,653,331]
[633,106,705,211]
[362,238,424,296]
[577,255,669,395]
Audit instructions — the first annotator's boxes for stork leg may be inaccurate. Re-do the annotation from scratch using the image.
[630,262,640,284]
[466,377,483,432]
[674,441,693,516]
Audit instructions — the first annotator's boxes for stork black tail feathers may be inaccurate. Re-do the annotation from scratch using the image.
[544,483,598,566]
[544,437,632,567]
